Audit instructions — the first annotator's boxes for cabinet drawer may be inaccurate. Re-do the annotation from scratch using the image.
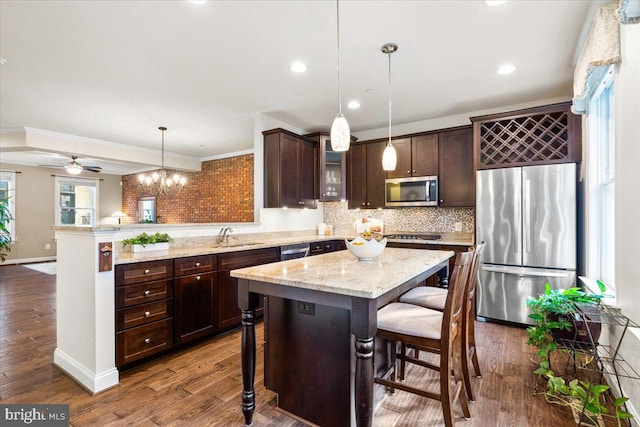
[310,241,334,255]
[218,247,280,270]
[174,255,216,277]
[116,260,173,286]
[116,279,173,308]
[116,319,173,366]
[116,299,173,331]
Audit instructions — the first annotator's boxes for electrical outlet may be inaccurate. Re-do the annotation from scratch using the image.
[45,243,51,250]
[454,222,463,232]
[297,301,315,316]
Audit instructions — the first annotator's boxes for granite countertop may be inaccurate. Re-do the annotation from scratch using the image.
[114,231,474,265]
[114,233,351,264]
[230,247,454,299]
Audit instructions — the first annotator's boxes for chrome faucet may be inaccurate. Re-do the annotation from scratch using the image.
[219,227,233,244]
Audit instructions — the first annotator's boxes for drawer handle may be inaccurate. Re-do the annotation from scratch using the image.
[144,311,151,317]
[144,290,150,296]
[196,275,201,281]
[144,338,151,344]
[144,269,150,274]
[195,262,201,267]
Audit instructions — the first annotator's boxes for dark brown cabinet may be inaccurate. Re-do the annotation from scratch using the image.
[387,134,438,179]
[217,247,280,331]
[347,141,386,209]
[438,127,474,207]
[306,132,357,202]
[115,259,174,367]
[263,128,318,209]
[174,255,217,345]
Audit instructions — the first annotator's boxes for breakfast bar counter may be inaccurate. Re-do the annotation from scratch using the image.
[232,247,453,426]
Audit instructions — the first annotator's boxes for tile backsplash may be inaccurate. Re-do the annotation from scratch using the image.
[322,201,474,234]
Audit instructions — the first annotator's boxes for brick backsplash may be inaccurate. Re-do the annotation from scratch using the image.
[121,154,254,224]
[323,201,474,234]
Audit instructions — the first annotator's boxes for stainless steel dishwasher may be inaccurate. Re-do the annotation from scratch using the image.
[280,243,310,260]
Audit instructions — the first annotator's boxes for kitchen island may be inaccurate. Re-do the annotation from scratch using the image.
[232,247,453,427]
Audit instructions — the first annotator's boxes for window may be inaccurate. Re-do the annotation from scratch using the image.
[55,176,98,226]
[586,65,615,288]
[0,171,16,241]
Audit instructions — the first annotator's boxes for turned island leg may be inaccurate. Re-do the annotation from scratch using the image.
[238,279,260,426]
[241,308,256,426]
[351,297,377,427]
[355,337,374,427]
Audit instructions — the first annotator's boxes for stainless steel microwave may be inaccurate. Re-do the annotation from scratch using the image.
[385,176,438,207]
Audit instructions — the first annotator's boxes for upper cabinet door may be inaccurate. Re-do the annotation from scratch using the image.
[347,144,367,209]
[299,138,318,206]
[412,134,439,177]
[439,127,474,207]
[278,133,301,207]
[366,141,387,208]
[386,138,412,179]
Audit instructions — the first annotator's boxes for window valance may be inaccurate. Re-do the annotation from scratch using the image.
[572,0,639,114]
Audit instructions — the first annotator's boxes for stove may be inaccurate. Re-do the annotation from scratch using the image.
[384,233,441,244]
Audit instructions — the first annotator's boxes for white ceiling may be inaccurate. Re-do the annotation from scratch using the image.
[0,0,595,175]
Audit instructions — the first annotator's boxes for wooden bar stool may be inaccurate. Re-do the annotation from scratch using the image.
[374,249,474,427]
[399,242,485,401]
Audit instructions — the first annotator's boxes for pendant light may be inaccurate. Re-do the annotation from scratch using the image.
[330,0,350,152]
[381,43,398,171]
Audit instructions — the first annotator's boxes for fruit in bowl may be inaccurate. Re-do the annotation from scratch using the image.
[345,236,387,261]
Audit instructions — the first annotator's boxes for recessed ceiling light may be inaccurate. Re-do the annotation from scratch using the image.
[485,0,508,6]
[496,63,516,75]
[188,0,208,4]
[347,100,360,109]
[290,62,307,73]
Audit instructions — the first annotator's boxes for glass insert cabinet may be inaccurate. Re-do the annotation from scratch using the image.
[305,132,355,202]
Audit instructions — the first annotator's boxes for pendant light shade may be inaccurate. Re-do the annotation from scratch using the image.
[382,142,397,171]
[331,113,351,151]
[381,42,398,171]
[330,0,350,152]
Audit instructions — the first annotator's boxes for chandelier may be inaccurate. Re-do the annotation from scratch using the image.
[137,127,186,196]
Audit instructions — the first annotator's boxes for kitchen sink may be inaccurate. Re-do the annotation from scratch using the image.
[212,241,264,248]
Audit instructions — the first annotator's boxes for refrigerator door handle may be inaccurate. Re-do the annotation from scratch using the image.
[524,179,531,254]
[514,180,521,255]
[481,265,570,278]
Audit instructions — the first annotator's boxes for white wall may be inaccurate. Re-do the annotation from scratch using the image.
[610,22,639,420]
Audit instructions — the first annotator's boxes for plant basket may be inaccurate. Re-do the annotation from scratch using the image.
[131,242,170,253]
[550,305,602,347]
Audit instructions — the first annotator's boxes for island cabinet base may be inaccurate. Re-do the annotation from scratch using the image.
[264,296,391,427]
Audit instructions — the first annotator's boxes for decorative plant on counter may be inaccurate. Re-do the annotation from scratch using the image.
[121,232,173,248]
[526,282,634,426]
[0,197,13,262]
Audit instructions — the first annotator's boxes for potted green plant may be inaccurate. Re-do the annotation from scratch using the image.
[0,197,13,262]
[527,282,634,426]
[121,232,173,253]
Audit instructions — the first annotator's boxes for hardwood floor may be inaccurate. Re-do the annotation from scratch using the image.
[1,264,577,426]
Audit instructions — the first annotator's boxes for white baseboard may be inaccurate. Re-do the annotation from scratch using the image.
[53,348,119,394]
[1,256,57,265]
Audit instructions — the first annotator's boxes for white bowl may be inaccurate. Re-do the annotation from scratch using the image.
[345,236,387,261]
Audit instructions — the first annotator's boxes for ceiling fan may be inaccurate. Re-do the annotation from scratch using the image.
[39,156,102,175]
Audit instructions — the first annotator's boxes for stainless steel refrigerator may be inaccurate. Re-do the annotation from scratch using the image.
[476,163,577,325]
